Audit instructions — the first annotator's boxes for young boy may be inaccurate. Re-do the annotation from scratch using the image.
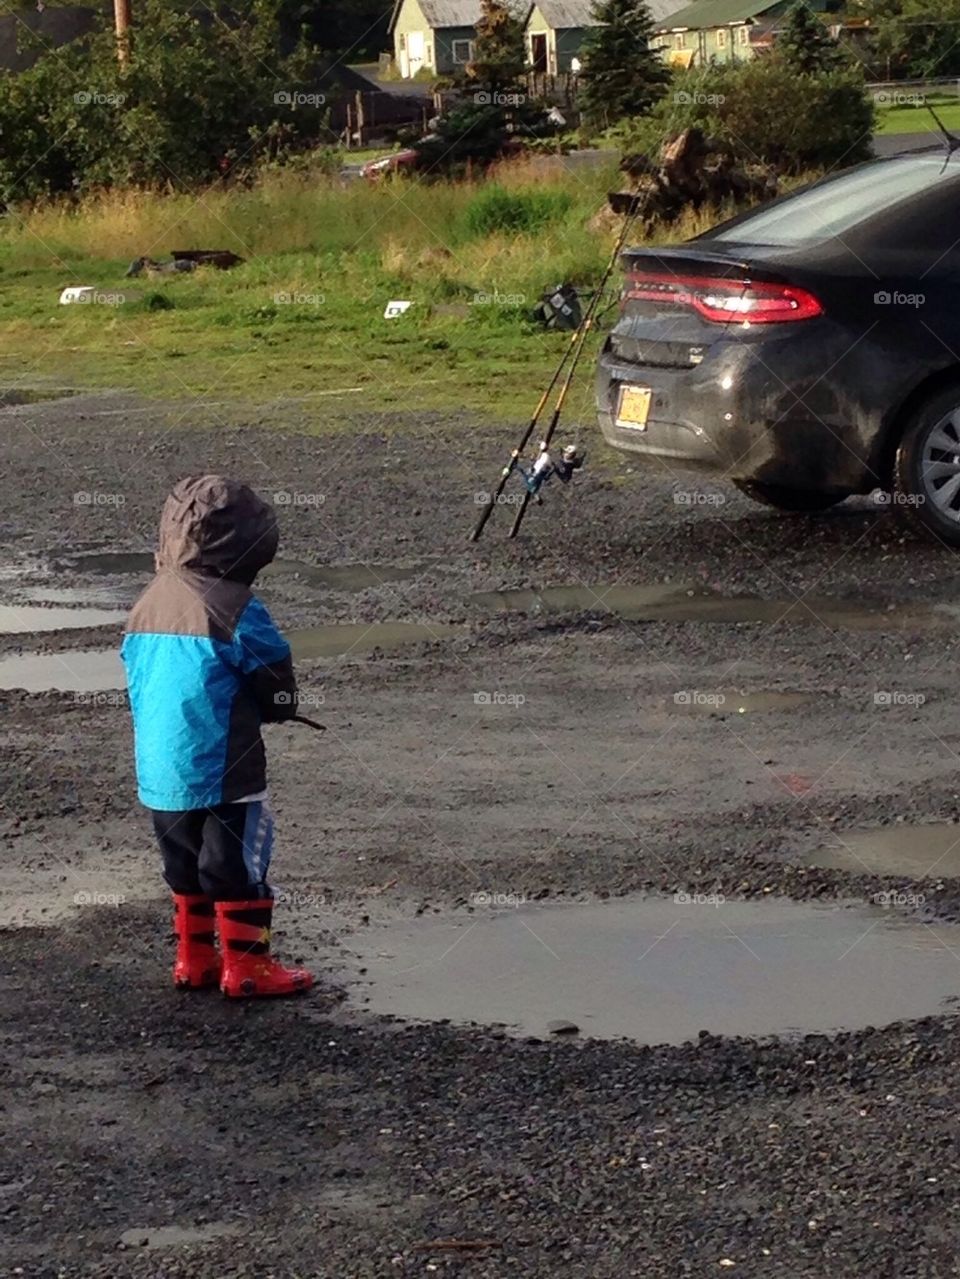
[121,474,312,998]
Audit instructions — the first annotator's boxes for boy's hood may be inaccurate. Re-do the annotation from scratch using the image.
[156,475,279,583]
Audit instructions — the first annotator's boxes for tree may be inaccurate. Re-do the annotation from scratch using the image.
[467,0,527,91]
[776,4,846,75]
[870,0,960,79]
[0,0,322,201]
[414,0,547,174]
[578,0,669,130]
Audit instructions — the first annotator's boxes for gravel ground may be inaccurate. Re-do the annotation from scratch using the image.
[4,391,960,1276]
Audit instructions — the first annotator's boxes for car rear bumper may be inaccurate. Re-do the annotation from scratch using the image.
[595,325,896,494]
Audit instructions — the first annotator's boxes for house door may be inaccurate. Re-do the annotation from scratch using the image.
[408,30,425,75]
[531,32,548,73]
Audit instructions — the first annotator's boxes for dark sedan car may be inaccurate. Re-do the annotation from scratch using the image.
[596,150,960,543]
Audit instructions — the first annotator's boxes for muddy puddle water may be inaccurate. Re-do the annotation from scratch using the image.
[340,896,960,1045]
[52,551,433,592]
[672,689,812,713]
[809,823,960,879]
[0,604,127,634]
[473,584,959,633]
[0,623,462,691]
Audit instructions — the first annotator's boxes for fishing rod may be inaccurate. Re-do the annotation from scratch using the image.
[469,328,580,541]
[470,187,647,542]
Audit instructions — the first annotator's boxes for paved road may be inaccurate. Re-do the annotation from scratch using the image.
[873,130,942,156]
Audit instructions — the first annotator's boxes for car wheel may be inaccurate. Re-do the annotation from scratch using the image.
[893,386,960,546]
[733,480,848,512]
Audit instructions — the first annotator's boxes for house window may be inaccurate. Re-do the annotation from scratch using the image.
[737,24,749,45]
[398,33,406,50]
[716,27,726,47]
[452,38,474,63]
[674,32,685,49]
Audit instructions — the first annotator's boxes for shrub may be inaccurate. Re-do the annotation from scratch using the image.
[618,60,875,174]
[464,186,573,237]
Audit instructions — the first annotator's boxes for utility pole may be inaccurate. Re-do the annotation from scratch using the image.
[114,0,131,64]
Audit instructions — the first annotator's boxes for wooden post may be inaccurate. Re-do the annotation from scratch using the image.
[355,90,365,146]
[114,0,131,64]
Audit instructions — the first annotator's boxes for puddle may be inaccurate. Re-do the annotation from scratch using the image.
[50,551,433,592]
[671,689,812,714]
[0,604,127,634]
[0,388,76,408]
[809,823,960,879]
[339,896,960,1045]
[119,1222,240,1250]
[0,623,461,691]
[290,621,460,659]
[472,584,958,633]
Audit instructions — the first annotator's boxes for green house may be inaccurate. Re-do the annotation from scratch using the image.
[652,0,826,66]
[388,0,487,78]
[524,0,596,75]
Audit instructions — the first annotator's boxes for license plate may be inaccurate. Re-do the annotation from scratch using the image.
[616,385,652,430]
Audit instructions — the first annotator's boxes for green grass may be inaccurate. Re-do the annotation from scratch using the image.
[876,93,960,136]
[0,156,727,427]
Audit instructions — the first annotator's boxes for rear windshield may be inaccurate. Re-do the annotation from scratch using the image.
[707,155,955,247]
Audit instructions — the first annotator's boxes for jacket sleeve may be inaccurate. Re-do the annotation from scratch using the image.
[232,597,298,722]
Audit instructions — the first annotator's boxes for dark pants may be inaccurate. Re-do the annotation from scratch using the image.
[151,802,274,901]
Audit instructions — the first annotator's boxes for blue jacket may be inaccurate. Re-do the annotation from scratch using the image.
[121,475,297,811]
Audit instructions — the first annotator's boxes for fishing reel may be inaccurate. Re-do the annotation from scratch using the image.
[520,444,586,500]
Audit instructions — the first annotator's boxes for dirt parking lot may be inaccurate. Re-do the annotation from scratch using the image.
[4,391,960,1277]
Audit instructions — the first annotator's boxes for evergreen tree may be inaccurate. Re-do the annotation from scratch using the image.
[578,0,669,129]
[776,3,846,74]
[466,0,528,92]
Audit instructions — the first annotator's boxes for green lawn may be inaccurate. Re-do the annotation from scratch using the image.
[875,95,960,136]
[0,157,634,427]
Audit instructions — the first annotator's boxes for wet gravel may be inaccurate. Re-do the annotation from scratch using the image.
[4,395,960,1275]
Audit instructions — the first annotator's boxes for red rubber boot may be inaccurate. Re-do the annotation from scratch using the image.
[215,899,313,998]
[172,893,221,989]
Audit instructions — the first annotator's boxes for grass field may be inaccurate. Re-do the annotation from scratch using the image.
[0,156,756,427]
[0,155,638,425]
[875,93,960,135]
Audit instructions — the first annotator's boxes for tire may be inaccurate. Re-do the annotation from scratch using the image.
[733,480,848,512]
[892,385,960,547]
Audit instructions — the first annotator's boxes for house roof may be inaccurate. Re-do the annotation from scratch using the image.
[654,0,780,31]
[389,0,526,31]
[528,0,597,28]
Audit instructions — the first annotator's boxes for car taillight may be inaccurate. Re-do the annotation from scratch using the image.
[624,272,823,324]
